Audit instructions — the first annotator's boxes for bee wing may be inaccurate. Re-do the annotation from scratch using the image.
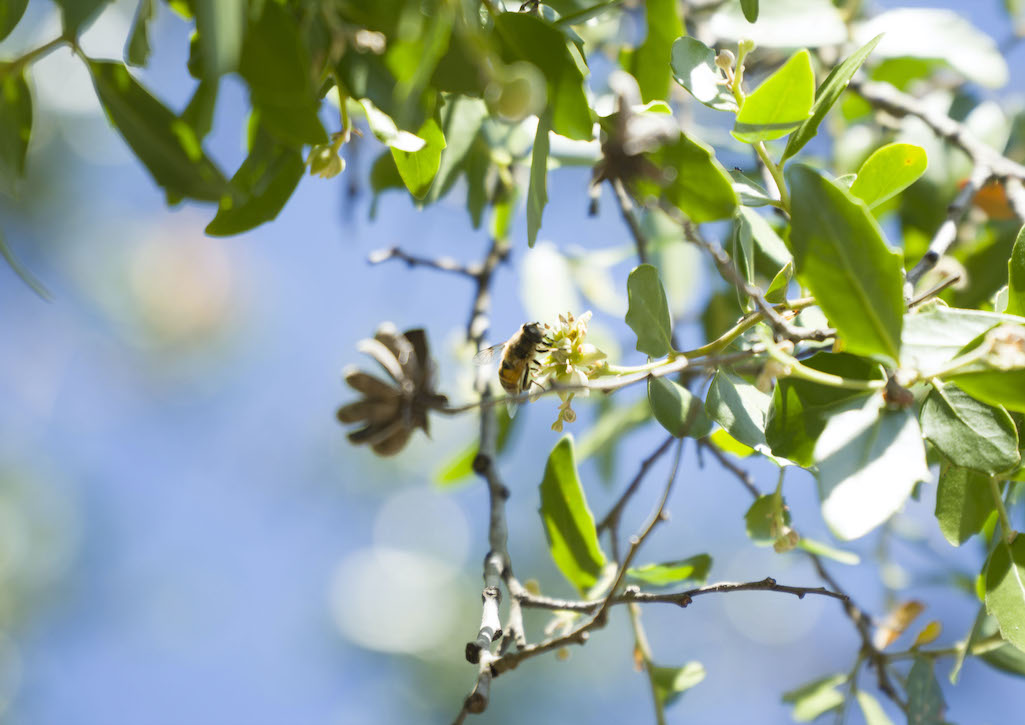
[472,343,505,366]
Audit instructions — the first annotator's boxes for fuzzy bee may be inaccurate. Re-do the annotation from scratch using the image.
[473,323,550,408]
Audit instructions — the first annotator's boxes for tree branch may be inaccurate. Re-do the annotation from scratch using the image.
[368,245,478,277]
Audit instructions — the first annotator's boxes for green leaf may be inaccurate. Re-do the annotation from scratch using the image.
[205,128,304,236]
[634,132,738,222]
[527,111,551,246]
[907,656,946,724]
[985,536,1025,653]
[796,538,860,565]
[787,163,905,365]
[921,381,1020,474]
[946,325,1025,414]
[87,60,226,202]
[1007,225,1025,317]
[0,227,49,299]
[651,662,705,708]
[745,493,791,547]
[238,2,326,146]
[814,394,929,540]
[0,0,27,41]
[0,71,32,196]
[391,117,445,200]
[733,50,814,143]
[182,79,218,142]
[125,0,154,66]
[735,206,792,286]
[782,674,847,722]
[194,0,245,79]
[648,376,713,438]
[538,436,607,594]
[740,0,758,23]
[434,406,517,487]
[901,305,1017,373]
[625,264,673,357]
[494,12,593,141]
[629,0,682,102]
[856,691,894,725]
[709,428,753,457]
[626,554,711,588]
[54,0,109,36]
[427,97,488,204]
[705,371,771,451]
[360,99,426,152]
[849,143,928,209]
[934,465,997,547]
[670,37,737,112]
[783,34,882,160]
[765,261,792,303]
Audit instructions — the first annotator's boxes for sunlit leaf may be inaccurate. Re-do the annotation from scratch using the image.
[1007,225,1025,317]
[733,50,814,143]
[873,600,925,649]
[705,370,771,451]
[391,117,445,199]
[670,36,737,112]
[849,143,928,209]
[629,0,682,102]
[814,394,929,540]
[921,381,1019,474]
[625,264,673,357]
[985,536,1025,654]
[651,662,705,708]
[634,132,738,222]
[788,164,905,365]
[626,554,711,588]
[783,34,882,160]
[914,621,943,648]
[782,674,847,722]
[527,111,551,246]
[935,465,998,546]
[648,376,712,438]
[538,436,607,594]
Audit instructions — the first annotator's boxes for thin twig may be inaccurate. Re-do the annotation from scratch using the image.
[611,177,650,265]
[368,246,478,277]
[596,434,676,540]
[515,576,848,613]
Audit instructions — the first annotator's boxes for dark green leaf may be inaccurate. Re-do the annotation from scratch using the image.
[787,163,905,365]
[427,96,488,204]
[0,0,27,41]
[54,0,109,36]
[238,2,326,146]
[538,436,607,594]
[87,60,226,202]
[0,71,32,196]
[629,0,682,102]
[814,394,929,540]
[527,111,551,246]
[651,662,705,708]
[648,376,713,438]
[907,656,946,725]
[391,117,445,200]
[626,554,711,588]
[705,370,771,451]
[985,536,1025,653]
[849,142,928,209]
[206,125,304,236]
[935,465,997,546]
[194,0,245,79]
[783,34,882,160]
[634,132,738,222]
[625,264,673,357]
[733,50,814,143]
[494,12,593,141]
[182,79,218,142]
[782,674,847,722]
[670,37,737,111]
[1007,224,1025,316]
[745,492,791,547]
[740,0,758,23]
[922,381,1019,474]
[125,0,154,66]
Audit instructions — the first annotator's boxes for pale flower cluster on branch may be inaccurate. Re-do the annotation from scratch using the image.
[536,311,606,431]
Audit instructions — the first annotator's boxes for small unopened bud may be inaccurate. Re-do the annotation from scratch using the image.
[308,145,345,179]
[715,49,736,72]
[738,38,756,55]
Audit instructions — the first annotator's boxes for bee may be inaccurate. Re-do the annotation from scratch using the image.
[473,322,550,403]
